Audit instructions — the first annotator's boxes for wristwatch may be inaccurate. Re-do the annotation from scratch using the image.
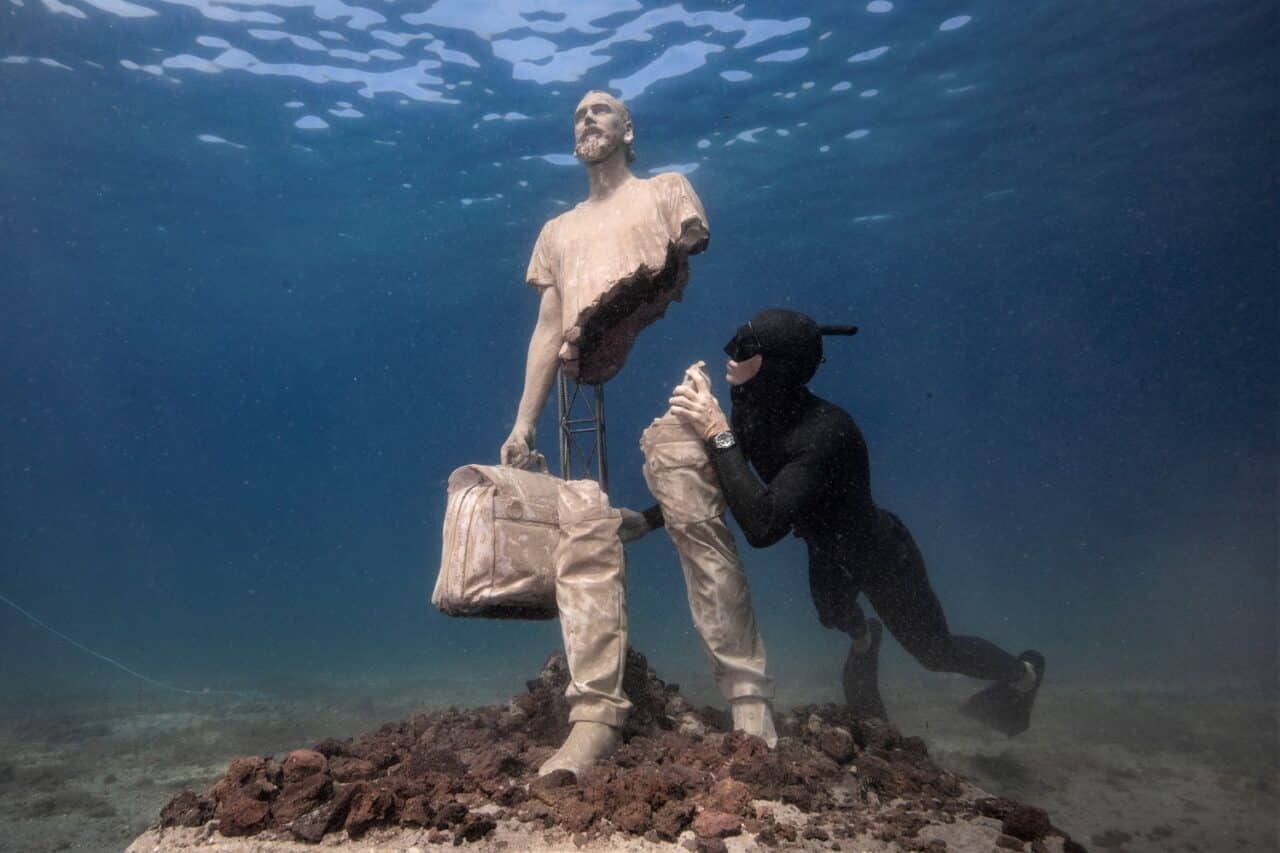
[710,430,737,450]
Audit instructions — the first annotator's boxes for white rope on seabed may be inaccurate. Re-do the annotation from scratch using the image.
[0,591,266,700]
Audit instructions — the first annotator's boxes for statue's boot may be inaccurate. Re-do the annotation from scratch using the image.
[731,696,778,748]
[538,721,622,778]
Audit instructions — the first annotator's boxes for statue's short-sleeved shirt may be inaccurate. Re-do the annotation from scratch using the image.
[525,172,709,384]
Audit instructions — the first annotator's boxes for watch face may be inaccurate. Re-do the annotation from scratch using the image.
[713,431,736,449]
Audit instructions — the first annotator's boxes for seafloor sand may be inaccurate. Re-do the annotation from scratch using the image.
[0,674,1274,853]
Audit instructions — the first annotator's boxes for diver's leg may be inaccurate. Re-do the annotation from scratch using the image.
[641,412,776,746]
[809,558,887,719]
[541,478,630,776]
[867,511,1044,735]
[866,512,1022,679]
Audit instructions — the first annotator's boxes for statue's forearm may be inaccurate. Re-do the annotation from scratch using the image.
[513,289,562,432]
[515,330,558,430]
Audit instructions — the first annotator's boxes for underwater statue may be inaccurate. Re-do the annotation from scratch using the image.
[496,91,775,778]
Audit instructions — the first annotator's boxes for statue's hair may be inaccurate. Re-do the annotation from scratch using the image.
[581,90,636,164]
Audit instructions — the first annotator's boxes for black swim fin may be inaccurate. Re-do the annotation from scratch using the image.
[842,618,887,719]
[959,650,1046,737]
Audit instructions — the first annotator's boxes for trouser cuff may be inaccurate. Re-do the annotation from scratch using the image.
[722,677,776,701]
[567,702,628,728]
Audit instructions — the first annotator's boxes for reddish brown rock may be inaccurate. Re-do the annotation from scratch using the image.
[398,795,432,827]
[468,743,523,779]
[818,726,856,763]
[693,809,742,838]
[312,737,349,757]
[433,801,469,828]
[344,784,394,837]
[289,783,357,842]
[329,756,379,782]
[216,792,270,836]
[272,774,332,824]
[530,768,576,795]
[210,756,280,808]
[977,797,1053,842]
[361,744,400,771]
[802,822,830,841]
[702,778,753,816]
[492,784,527,807]
[224,757,268,786]
[159,790,214,828]
[555,799,600,833]
[779,784,815,811]
[517,799,552,825]
[453,814,497,844]
[400,746,466,778]
[612,801,653,834]
[851,717,901,751]
[282,749,327,783]
[652,800,697,841]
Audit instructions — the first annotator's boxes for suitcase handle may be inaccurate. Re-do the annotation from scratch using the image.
[521,450,550,475]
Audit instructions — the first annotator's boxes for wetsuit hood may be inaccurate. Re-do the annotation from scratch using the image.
[727,309,825,451]
[725,308,825,389]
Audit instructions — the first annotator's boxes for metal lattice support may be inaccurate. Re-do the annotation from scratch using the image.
[557,370,608,491]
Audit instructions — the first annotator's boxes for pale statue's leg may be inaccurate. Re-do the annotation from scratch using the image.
[641,413,776,747]
[540,478,629,777]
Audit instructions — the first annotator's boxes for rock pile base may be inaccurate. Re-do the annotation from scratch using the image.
[153,650,1085,852]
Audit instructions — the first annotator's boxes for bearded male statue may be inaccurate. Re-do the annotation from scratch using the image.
[499,91,774,778]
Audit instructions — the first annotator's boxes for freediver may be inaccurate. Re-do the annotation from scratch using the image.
[621,308,1045,736]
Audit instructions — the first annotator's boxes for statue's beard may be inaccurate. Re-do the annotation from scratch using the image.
[574,132,619,163]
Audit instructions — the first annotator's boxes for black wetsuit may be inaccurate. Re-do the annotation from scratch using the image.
[712,385,1021,681]
[648,310,1025,684]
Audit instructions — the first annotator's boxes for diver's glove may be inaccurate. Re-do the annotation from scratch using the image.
[617,508,653,543]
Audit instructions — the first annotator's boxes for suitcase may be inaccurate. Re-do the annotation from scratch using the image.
[432,463,560,620]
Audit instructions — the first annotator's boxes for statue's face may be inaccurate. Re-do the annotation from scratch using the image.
[574,93,631,164]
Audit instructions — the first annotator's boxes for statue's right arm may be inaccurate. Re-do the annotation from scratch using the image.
[500,285,562,467]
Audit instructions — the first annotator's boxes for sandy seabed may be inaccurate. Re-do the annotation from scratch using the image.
[0,671,1274,853]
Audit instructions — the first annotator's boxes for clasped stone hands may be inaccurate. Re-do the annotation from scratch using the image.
[669,360,730,441]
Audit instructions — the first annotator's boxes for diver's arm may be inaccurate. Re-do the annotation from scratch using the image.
[501,286,562,466]
[615,504,662,544]
[710,438,831,549]
[707,444,794,547]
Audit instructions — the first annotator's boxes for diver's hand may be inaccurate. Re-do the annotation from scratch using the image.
[669,368,730,441]
[500,426,537,468]
[617,508,652,544]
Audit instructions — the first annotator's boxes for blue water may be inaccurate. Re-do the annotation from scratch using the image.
[0,0,1275,708]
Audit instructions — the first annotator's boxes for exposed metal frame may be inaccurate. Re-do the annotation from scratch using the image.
[557,370,608,491]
